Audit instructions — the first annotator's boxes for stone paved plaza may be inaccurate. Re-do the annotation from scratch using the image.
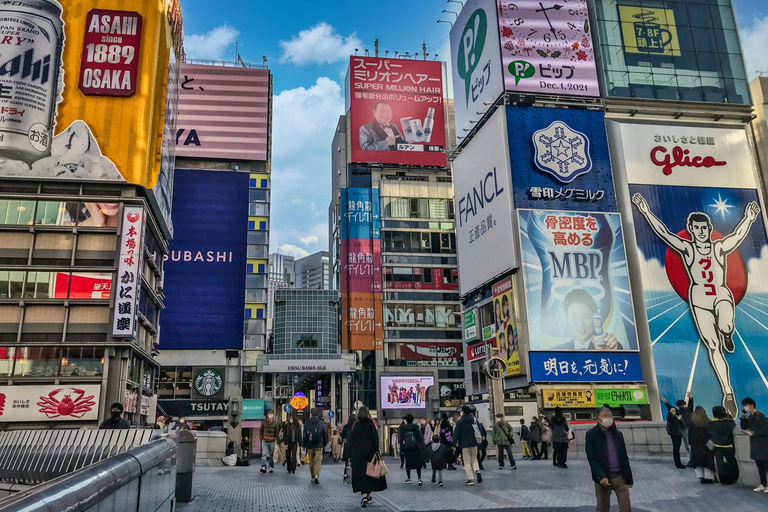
[177,455,768,512]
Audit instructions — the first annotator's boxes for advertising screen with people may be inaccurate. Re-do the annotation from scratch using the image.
[381,376,434,410]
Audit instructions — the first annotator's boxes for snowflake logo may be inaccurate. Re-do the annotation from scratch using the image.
[532,121,592,183]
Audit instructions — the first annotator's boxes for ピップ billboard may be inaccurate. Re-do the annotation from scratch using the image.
[519,209,639,352]
[609,121,768,418]
[0,0,179,192]
[162,170,249,350]
[347,56,446,167]
[381,376,434,410]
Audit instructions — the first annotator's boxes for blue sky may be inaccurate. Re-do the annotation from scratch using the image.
[180,0,768,258]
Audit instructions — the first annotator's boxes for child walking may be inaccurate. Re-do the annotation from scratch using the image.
[429,434,449,486]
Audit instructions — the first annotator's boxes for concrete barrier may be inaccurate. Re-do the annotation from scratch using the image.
[193,431,228,465]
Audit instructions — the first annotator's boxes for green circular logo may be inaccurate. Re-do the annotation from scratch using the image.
[194,368,223,397]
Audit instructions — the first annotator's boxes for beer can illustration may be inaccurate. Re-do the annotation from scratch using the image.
[0,0,65,165]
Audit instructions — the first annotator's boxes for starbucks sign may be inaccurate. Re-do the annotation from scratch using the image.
[193,367,224,397]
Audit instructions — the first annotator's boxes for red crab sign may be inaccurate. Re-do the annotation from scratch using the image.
[0,385,100,422]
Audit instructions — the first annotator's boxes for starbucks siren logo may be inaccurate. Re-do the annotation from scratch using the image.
[194,368,223,397]
[457,7,487,106]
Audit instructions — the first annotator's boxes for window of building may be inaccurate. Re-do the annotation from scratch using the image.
[9,346,61,377]
[158,366,193,399]
[248,231,268,244]
[60,347,105,377]
[0,199,35,225]
[382,197,455,220]
[249,203,269,216]
[0,271,25,299]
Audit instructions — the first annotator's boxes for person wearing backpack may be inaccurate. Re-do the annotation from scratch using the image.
[492,414,517,470]
[303,408,328,484]
[454,405,483,485]
[519,419,532,460]
[439,413,457,470]
[400,414,424,485]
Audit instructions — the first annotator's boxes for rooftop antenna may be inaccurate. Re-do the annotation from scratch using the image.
[375,38,379,57]
[262,55,267,69]
[385,50,389,57]
[354,48,359,55]
[364,49,369,56]
[394,51,399,58]
[422,41,428,60]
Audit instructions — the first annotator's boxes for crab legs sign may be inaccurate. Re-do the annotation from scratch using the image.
[0,385,100,422]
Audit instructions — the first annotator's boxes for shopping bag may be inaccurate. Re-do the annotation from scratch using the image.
[366,454,382,478]
[304,453,310,464]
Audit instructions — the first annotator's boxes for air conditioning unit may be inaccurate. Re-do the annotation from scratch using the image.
[265,391,273,399]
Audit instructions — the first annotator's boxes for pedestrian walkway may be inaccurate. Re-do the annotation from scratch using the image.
[178,456,768,512]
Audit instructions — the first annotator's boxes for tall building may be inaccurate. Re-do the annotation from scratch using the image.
[295,251,330,290]
[330,56,463,435]
[449,0,765,424]
[156,60,273,438]
[0,1,183,427]
[268,253,295,287]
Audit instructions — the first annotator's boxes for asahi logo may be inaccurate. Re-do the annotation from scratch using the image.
[0,49,52,85]
[194,368,223,397]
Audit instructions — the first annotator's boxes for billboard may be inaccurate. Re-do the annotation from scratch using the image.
[176,64,270,161]
[347,56,447,167]
[381,376,435,410]
[0,385,100,422]
[492,277,521,376]
[450,0,504,146]
[498,0,599,97]
[454,108,516,294]
[529,351,643,382]
[112,206,145,338]
[0,0,180,192]
[519,209,639,351]
[402,343,463,367]
[162,170,249,350]
[508,106,616,211]
[611,121,768,418]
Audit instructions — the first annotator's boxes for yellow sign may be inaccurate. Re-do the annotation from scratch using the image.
[542,388,595,408]
[618,5,681,57]
[492,277,521,377]
[290,396,309,410]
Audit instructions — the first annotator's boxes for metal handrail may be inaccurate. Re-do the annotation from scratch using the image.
[0,437,176,512]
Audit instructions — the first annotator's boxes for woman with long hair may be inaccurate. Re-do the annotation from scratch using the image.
[707,406,739,485]
[348,407,387,507]
[282,415,302,474]
[341,413,357,484]
[689,406,716,483]
[550,407,571,468]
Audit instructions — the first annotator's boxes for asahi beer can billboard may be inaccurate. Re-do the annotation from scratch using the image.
[0,0,181,195]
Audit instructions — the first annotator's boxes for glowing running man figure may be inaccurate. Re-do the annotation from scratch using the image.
[633,193,761,418]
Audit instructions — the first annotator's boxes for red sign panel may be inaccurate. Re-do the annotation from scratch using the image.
[79,10,143,97]
[348,56,447,167]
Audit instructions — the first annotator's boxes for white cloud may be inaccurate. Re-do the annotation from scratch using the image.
[747,245,768,293]
[269,77,344,254]
[278,244,310,259]
[300,235,319,246]
[637,251,674,292]
[185,25,239,60]
[740,15,768,80]
[279,23,361,65]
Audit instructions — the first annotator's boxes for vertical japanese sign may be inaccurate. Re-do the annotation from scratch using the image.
[464,309,478,342]
[78,9,143,97]
[113,207,144,337]
[347,56,447,167]
[492,277,521,376]
[518,209,638,352]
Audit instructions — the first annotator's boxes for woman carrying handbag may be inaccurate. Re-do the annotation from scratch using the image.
[348,407,388,507]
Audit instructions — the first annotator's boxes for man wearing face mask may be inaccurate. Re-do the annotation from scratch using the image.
[99,402,130,429]
[260,409,282,474]
[740,397,768,492]
[585,407,633,512]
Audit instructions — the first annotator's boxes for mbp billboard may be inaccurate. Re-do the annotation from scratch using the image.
[162,170,249,350]
[498,0,599,97]
[0,1,180,205]
[507,106,616,211]
[176,64,271,161]
[518,209,639,352]
[347,56,447,167]
[609,121,768,417]
[453,108,516,294]
[450,0,504,146]
[381,376,434,410]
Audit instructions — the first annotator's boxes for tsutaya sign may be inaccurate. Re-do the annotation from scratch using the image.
[261,358,355,374]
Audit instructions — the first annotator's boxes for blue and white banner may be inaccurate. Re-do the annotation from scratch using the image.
[529,351,643,382]
[341,188,380,240]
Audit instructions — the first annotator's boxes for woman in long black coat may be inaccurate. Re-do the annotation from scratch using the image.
[689,406,716,483]
[348,407,387,507]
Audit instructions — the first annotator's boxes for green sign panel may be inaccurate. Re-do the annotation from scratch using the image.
[464,310,478,342]
[594,388,648,407]
[242,399,268,420]
[482,325,495,341]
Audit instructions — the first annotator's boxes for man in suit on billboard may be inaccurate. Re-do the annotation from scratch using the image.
[359,101,405,151]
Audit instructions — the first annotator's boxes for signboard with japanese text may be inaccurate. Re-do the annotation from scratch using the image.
[450,0,504,146]
[162,170,249,350]
[542,388,595,408]
[79,9,143,97]
[464,309,478,341]
[381,376,434,410]
[0,385,100,422]
[492,277,521,376]
[529,351,643,382]
[467,341,491,362]
[594,388,648,407]
[112,207,144,338]
[618,4,680,57]
[343,293,384,351]
[176,64,270,161]
[499,0,599,97]
[347,56,447,167]
[453,108,517,294]
[402,343,463,367]
[0,1,180,199]
[341,188,381,240]
[507,106,616,211]
[518,209,639,351]
[609,120,768,418]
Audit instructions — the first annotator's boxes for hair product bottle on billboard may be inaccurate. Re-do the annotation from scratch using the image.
[400,117,415,143]
[409,119,425,142]
[0,0,65,165]
[422,107,435,143]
